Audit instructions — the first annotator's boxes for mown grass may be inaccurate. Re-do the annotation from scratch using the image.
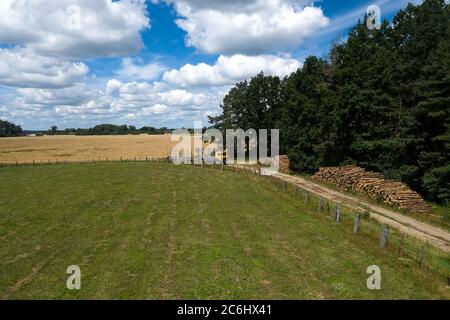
[0,162,448,299]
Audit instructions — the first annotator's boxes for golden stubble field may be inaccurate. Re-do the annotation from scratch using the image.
[0,135,178,163]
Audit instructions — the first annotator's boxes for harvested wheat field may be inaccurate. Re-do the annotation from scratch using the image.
[0,135,176,164]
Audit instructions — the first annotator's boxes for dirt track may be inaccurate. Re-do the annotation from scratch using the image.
[272,172,450,253]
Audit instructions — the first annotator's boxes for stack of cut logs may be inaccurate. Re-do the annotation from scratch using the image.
[313,166,431,213]
[277,155,290,173]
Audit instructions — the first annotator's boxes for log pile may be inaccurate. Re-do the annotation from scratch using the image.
[272,155,290,173]
[313,166,431,213]
[278,155,290,173]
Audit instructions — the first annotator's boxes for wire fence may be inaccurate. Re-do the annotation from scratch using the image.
[1,158,448,284]
[0,156,171,167]
[202,163,449,282]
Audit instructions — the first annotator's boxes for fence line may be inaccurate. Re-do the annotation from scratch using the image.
[0,159,440,275]
[208,163,440,273]
[0,156,171,168]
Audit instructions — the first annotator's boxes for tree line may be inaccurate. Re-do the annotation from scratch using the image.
[0,124,173,136]
[209,0,449,203]
[0,120,22,137]
[61,124,172,135]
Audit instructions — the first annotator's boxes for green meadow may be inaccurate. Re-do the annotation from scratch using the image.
[0,162,448,299]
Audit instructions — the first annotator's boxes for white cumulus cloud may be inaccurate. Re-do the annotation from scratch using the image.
[0,0,150,58]
[142,104,170,115]
[16,84,100,106]
[163,54,301,87]
[167,0,329,54]
[115,58,167,81]
[0,48,88,89]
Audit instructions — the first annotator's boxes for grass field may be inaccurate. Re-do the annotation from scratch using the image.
[0,162,449,299]
[0,135,175,163]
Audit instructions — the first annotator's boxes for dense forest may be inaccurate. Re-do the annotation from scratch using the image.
[0,120,22,137]
[209,0,450,203]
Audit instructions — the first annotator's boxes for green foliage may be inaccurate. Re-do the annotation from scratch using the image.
[210,0,450,203]
[63,124,172,136]
[0,120,22,137]
[50,126,58,135]
[444,201,450,221]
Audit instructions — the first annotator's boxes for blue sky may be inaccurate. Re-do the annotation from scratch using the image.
[0,0,422,130]
[89,0,417,79]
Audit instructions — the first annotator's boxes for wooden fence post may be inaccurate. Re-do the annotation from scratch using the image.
[317,197,323,212]
[419,244,428,269]
[305,192,310,205]
[380,224,390,248]
[398,232,405,258]
[444,200,449,221]
[354,213,361,233]
[334,203,340,223]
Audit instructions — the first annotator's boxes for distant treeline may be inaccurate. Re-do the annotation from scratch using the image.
[0,120,22,137]
[17,124,174,136]
[5,123,207,137]
[20,124,209,136]
[62,124,172,135]
[209,0,450,202]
